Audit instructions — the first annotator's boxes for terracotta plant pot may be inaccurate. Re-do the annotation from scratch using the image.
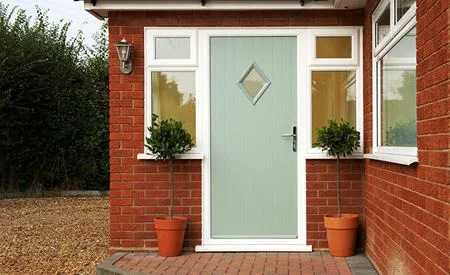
[154,216,187,257]
[324,214,359,257]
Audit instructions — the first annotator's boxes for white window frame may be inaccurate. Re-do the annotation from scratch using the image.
[309,29,359,66]
[306,28,364,158]
[370,0,417,163]
[139,29,203,159]
[147,29,198,67]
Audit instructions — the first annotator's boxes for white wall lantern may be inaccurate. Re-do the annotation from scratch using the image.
[115,38,133,74]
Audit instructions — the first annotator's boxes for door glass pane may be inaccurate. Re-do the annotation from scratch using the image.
[151,72,196,143]
[376,5,390,45]
[397,0,415,22]
[155,37,190,59]
[379,28,416,147]
[242,67,265,97]
[316,37,352,58]
[237,62,271,105]
[312,71,357,144]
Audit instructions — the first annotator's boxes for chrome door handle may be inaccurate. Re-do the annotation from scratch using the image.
[281,126,297,152]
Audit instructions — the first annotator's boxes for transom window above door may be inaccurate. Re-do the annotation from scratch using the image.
[148,30,197,66]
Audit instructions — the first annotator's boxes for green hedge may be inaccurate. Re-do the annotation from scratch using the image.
[0,5,109,191]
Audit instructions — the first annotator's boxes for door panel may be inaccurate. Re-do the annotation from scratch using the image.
[210,37,298,239]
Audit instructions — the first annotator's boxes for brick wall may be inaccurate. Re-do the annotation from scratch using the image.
[306,159,364,249]
[363,0,449,274]
[108,10,364,253]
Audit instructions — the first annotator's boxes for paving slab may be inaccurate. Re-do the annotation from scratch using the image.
[97,252,378,274]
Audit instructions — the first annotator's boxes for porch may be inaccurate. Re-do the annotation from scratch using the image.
[97,252,377,274]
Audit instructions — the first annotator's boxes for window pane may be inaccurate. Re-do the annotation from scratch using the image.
[312,71,357,144]
[376,5,390,45]
[316,37,352,58]
[151,72,196,144]
[397,0,415,22]
[380,28,416,147]
[155,37,190,59]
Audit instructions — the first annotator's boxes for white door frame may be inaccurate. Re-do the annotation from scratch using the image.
[196,28,311,252]
[142,26,362,251]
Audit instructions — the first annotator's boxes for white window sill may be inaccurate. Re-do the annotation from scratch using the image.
[304,153,364,160]
[137,153,205,160]
[364,153,418,165]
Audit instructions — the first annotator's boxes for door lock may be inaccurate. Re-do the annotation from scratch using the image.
[281,126,297,152]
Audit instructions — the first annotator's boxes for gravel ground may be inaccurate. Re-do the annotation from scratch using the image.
[0,197,109,274]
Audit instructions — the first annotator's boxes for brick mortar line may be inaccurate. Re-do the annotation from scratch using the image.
[416,0,446,21]
[366,170,449,210]
[417,63,448,83]
[364,204,438,274]
[365,185,449,256]
[416,14,448,42]
[417,42,448,63]
[417,25,448,50]
[417,97,449,109]
[416,164,450,171]
[417,149,450,153]
[365,226,390,271]
[416,132,450,138]
[416,115,450,123]
[365,204,448,275]
[368,154,449,170]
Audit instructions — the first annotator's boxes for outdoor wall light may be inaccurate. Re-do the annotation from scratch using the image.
[115,38,133,74]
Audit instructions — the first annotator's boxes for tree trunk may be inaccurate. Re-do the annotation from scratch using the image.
[169,159,174,220]
[337,155,341,218]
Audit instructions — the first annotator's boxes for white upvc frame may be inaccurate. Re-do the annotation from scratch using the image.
[143,28,203,157]
[306,28,364,158]
[147,29,198,67]
[373,0,417,56]
[371,0,418,161]
[195,28,311,252]
[143,27,362,252]
[309,28,359,66]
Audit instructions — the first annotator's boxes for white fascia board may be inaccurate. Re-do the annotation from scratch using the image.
[84,0,367,19]
[334,0,366,9]
[84,0,333,11]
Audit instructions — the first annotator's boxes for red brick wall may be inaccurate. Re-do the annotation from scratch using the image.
[363,0,449,274]
[306,159,364,249]
[108,10,364,253]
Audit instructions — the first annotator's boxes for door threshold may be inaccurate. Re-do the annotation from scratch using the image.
[195,244,313,252]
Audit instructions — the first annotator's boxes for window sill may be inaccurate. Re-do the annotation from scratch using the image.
[364,153,417,165]
[304,153,364,160]
[137,153,205,160]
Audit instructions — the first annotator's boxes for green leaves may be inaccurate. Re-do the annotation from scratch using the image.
[0,4,109,191]
[145,116,194,161]
[314,120,360,158]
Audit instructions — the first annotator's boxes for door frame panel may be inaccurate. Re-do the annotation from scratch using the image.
[196,29,310,252]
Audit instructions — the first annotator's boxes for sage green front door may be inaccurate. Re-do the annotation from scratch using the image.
[210,37,298,239]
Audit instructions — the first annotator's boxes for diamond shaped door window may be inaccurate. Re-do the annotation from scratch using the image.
[237,62,271,105]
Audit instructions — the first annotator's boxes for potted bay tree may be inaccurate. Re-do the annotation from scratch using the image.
[314,119,360,257]
[146,115,194,257]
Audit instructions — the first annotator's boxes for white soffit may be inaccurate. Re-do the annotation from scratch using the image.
[83,0,367,19]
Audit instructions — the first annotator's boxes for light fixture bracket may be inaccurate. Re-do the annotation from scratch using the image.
[114,38,133,75]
